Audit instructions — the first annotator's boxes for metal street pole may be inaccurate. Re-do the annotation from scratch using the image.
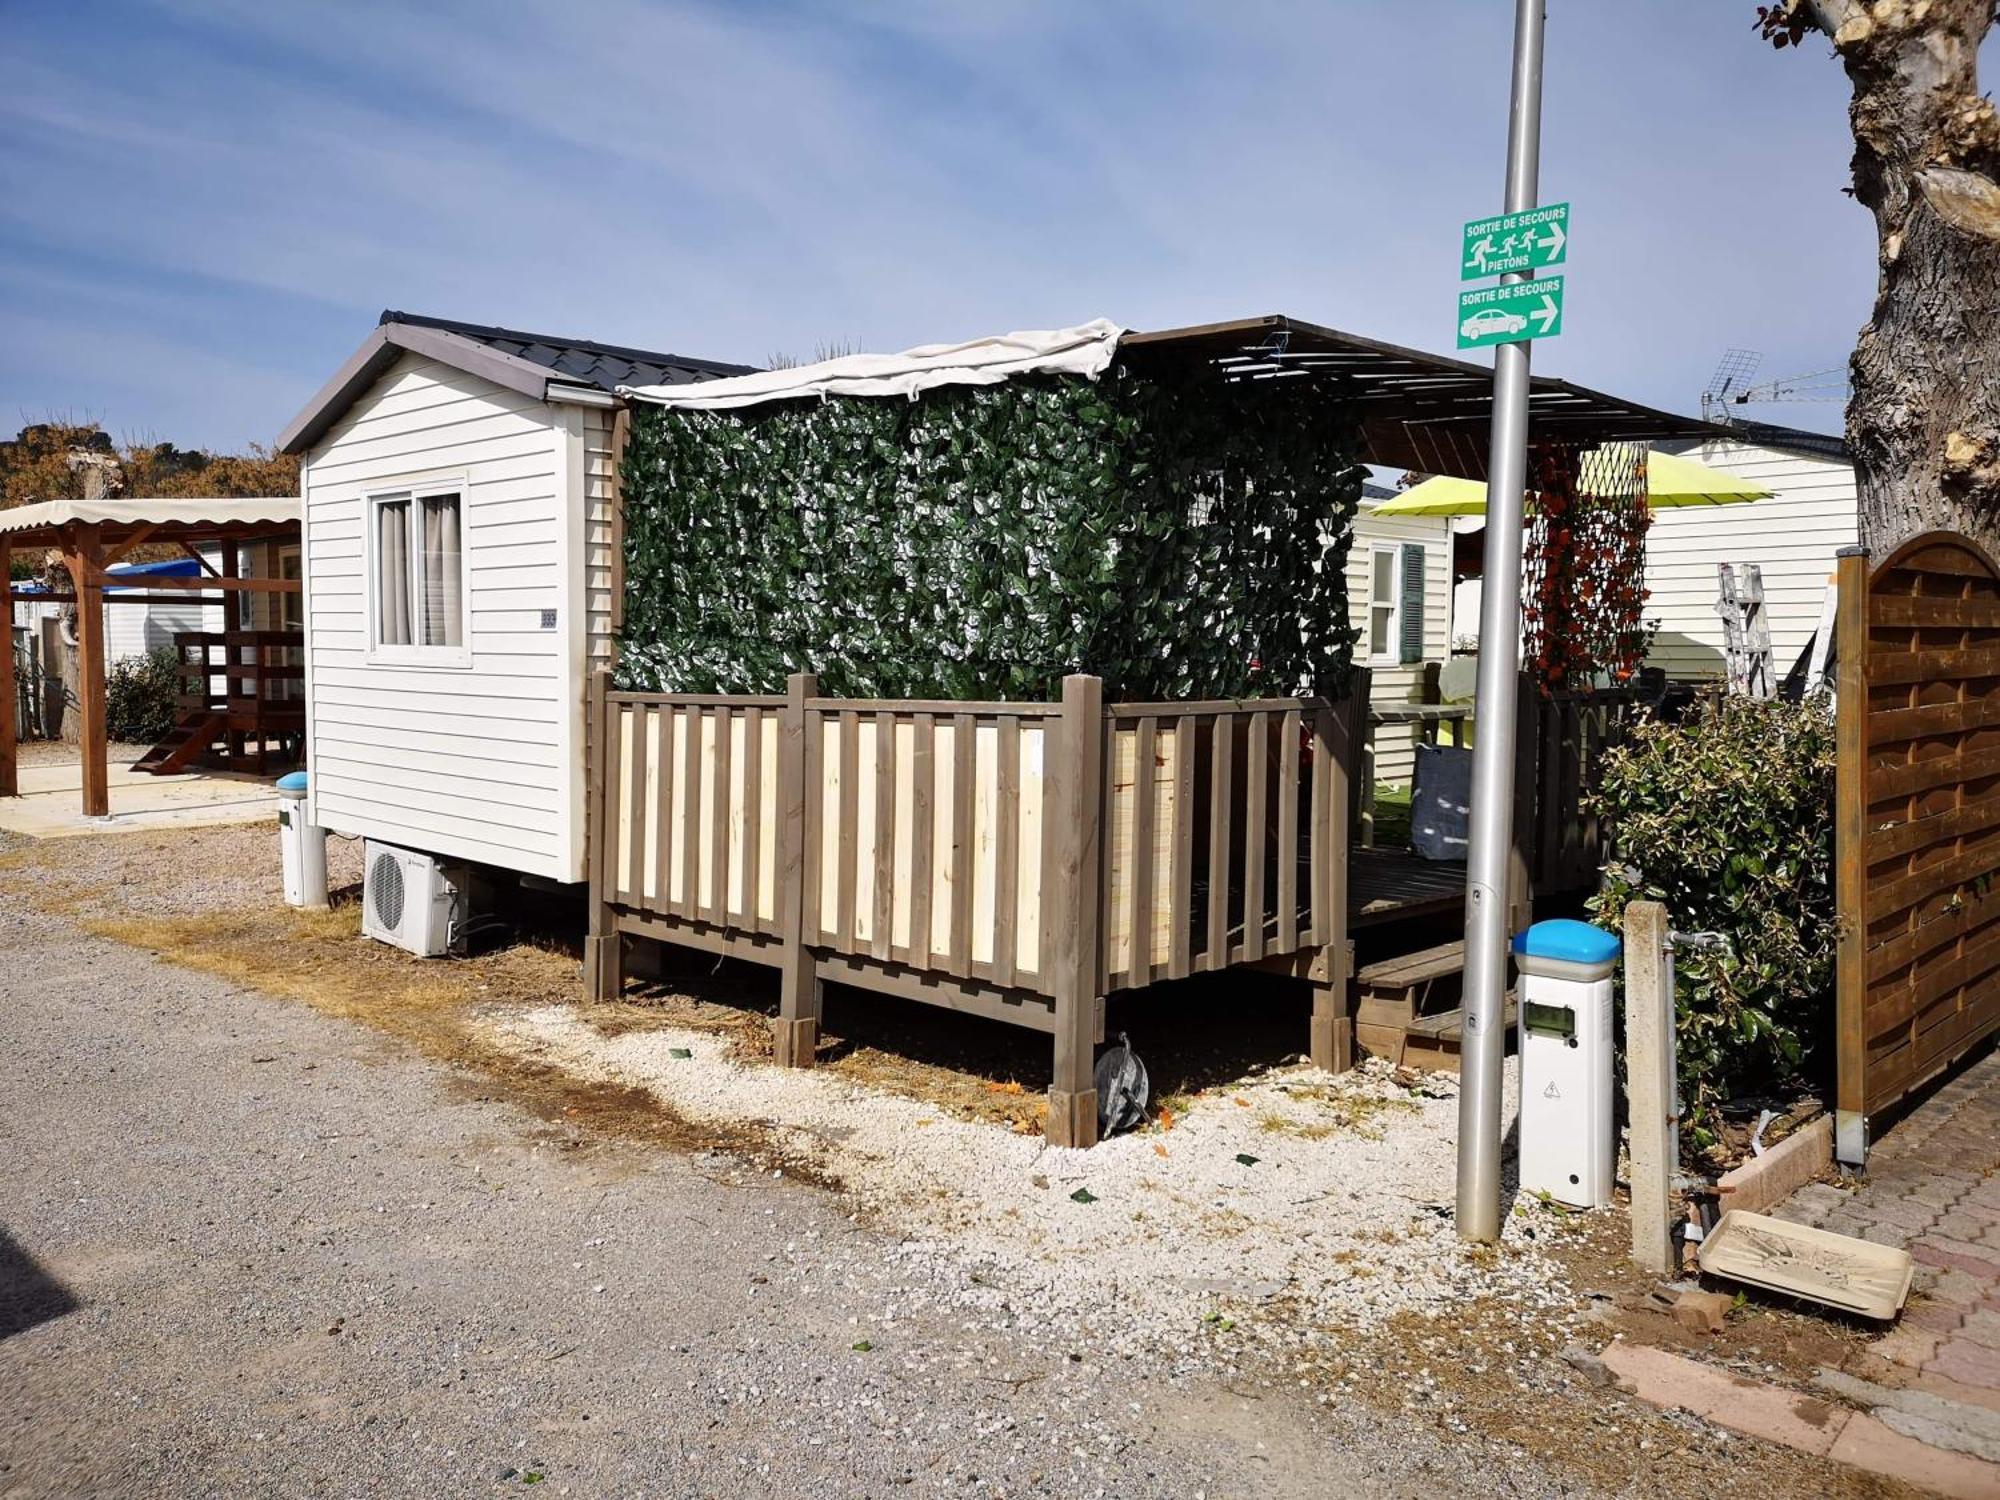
[1457,0,1546,1243]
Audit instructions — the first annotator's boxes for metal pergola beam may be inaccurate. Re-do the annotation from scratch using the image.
[1120,314,1724,479]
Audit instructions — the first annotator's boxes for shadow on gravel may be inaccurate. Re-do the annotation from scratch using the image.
[0,1227,78,1341]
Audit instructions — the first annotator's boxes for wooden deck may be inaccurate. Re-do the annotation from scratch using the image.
[1351,845,1465,927]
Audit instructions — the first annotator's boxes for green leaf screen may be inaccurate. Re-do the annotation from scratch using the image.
[617,368,1364,702]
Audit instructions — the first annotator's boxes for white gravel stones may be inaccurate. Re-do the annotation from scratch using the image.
[479,1005,1576,1353]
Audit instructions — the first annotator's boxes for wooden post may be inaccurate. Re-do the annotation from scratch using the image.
[1345,666,1373,846]
[583,670,625,1002]
[65,527,109,818]
[1624,899,1675,1274]
[0,537,16,799]
[1309,699,1354,1073]
[1048,674,1105,1147]
[219,540,240,629]
[773,671,822,1067]
[1833,546,1870,1165]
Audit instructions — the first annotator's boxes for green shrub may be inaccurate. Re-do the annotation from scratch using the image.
[1587,696,1836,1140]
[105,645,183,743]
[618,371,1364,701]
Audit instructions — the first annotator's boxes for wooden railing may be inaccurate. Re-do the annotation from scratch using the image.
[598,691,788,944]
[588,672,1356,1146]
[1531,684,1642,894]
[1346,671,1639,898]
[803,697,1066,989]
[1099,701,1348,992]
[173,630,304,710]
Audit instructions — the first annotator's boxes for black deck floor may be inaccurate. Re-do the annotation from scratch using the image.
[1351,846,1466,927]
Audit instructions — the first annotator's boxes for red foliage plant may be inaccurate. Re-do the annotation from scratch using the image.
[1518,442,1651,693]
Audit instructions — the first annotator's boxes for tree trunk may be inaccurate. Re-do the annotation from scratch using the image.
[1798,0,2000,553]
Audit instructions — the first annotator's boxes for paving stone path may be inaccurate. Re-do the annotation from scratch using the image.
[1775,1047,2000,1442]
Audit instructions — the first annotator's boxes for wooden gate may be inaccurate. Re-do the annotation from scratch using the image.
[1835,533,2000,1162]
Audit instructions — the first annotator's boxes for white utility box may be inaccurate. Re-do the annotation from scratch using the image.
[361,841,469,958]
[276,771,328,909]
[1514,918,1620,1210]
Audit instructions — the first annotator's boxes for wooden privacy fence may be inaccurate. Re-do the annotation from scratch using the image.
[1532,685,1643,894]
[586,672,1354,1147]
[1836,534,2000,1163]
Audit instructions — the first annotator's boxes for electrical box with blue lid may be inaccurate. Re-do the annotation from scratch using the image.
[274,770,328,909]
[1513,919,1619,1209]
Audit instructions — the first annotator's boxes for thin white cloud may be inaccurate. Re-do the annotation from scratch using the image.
[0,0,1871,448]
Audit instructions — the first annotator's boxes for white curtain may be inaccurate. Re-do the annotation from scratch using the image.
[376,499,411,646]
[421,494,462,648]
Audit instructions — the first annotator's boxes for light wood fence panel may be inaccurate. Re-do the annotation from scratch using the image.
[606,692,785,937]
[590,674,1358,1143]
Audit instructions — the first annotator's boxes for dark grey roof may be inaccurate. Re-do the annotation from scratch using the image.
[1711,416,1851,464]
[1361,482,1400,501]
[279,311,755,453]
[376,310,755,392]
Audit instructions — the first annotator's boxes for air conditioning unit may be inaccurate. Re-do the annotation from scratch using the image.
[361,841,468,958]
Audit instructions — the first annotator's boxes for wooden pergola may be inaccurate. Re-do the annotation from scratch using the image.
[0,496,302,816]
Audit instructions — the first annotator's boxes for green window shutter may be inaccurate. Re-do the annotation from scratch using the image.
[1399,544,1426,664]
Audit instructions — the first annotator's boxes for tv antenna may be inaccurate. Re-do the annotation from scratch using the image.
[1701,348,1848,424]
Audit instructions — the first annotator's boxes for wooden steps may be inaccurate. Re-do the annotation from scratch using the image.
[133,710,226,775]
[1352,938,1515,1074]
[1398,995,1518,1074]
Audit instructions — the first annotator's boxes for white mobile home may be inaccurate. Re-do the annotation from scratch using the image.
[1643,422,1856,682]
[276,312,750,883]
[1346,492,1455,785]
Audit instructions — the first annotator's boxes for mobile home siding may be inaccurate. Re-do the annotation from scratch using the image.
[302,352,586,881]
[1643,438,1856,682]
[1345,510,1452,785]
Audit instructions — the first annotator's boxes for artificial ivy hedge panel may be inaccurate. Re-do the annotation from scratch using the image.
[618,371,1364,702]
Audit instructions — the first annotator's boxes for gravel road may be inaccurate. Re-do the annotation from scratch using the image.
[0,898,1600,1500]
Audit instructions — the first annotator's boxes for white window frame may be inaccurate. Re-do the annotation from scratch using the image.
[365,477,472,668]
[1367,544,1402,666]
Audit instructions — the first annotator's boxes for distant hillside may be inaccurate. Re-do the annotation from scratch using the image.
[0,421,299,510]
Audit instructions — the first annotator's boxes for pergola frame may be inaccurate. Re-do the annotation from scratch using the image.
[1119,315,1725,477]
[1,498,301,817]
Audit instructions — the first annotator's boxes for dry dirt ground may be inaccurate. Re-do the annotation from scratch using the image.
[0,823,1927,1498]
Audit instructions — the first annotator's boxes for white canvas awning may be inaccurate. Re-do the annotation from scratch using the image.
[621,319,1125,410]
[0,496,299,538]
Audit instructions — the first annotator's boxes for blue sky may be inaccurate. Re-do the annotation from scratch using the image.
[0,1,1873,452]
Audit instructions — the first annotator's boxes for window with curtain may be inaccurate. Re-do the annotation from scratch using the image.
[372,489,464,655]
[418,493,462,648]
[375,497,412,647]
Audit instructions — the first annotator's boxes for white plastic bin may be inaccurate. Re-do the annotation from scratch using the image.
[276,770,328,910]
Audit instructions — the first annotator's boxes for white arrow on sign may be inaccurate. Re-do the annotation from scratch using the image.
[1539,220,1566,260]
[1531,294,1560,334]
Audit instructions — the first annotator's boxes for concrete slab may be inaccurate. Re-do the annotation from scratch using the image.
[1598,1341,1849,1454]
[1827,1412,2000,1500]
[0,751,279,838]
[1607,1339,2000,1496]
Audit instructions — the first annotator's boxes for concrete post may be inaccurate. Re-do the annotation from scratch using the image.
[1623,899,1676,1274]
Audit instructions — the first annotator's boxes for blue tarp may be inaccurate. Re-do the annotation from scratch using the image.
[13,556,202,595]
